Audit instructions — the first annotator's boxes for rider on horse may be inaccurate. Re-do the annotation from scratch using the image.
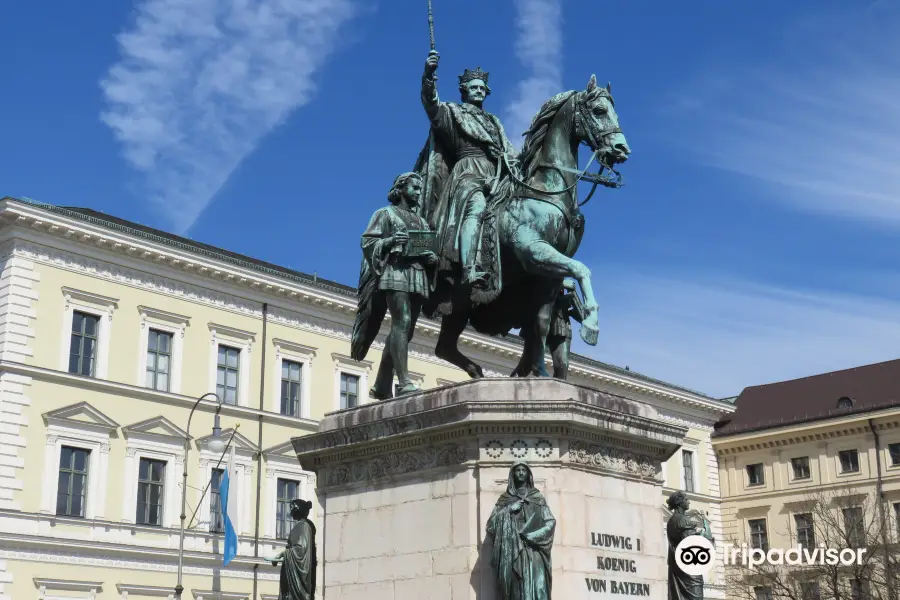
[416,50,519,301]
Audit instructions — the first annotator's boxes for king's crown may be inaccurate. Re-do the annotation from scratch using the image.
[458,67,489,86]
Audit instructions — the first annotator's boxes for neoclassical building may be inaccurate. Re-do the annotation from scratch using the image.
[0,196,733,599]
[714,359,900,599]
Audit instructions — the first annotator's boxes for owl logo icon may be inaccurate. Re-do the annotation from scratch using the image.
[675,535,716,577]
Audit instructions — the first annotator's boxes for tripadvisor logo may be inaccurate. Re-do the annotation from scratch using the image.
[675,535,715,577]
[674,536,869,575]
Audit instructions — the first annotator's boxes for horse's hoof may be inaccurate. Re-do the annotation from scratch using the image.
[580,325,599,346]
[466,365,485,379]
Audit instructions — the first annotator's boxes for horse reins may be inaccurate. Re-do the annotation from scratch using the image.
[502,92,624,208]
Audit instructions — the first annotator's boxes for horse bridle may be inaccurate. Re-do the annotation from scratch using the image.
[504,90,624,209]
[570,91,626,196]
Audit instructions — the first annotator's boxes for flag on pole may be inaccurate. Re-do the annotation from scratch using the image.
[220,442,238,566]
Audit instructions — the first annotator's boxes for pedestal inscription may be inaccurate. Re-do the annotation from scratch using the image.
[587,532,652,596]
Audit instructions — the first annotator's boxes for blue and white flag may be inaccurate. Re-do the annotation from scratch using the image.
[220,443,238,566]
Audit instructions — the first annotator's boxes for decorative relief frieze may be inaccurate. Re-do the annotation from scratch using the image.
[510,439,528,459]
[479,438,557,461]
[535,439,553,458]
[568,440,661,479]
[324,444,467,486]
[317,406,469,449]
[485,440,503,458]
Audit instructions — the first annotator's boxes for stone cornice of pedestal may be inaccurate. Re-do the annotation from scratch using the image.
[292,379,687,488]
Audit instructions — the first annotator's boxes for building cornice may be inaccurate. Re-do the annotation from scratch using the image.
[0,530,277,576]
[714,408,900,455]
[0,360,319,432]
[0,198,730,416]
[718,476,900,503]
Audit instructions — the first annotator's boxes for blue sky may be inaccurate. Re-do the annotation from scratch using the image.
[3,0,900,397]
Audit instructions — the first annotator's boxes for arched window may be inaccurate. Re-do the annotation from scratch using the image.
[837,396,854,409]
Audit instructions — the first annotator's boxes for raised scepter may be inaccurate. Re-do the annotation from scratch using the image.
[421,0,436,220]
[427,0,435,51]
[422,0,439,286]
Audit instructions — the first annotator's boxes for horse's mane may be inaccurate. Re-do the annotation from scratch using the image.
[518,90,579,179]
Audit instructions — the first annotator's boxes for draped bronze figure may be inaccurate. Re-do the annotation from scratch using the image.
[486,463,556,600]
[667,491,713,600]
[269,499,317,600]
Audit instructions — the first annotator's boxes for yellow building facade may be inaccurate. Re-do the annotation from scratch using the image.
[0,196,733,599]
[714,362,900,599]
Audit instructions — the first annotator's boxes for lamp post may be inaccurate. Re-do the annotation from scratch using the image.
[174,392,226,600]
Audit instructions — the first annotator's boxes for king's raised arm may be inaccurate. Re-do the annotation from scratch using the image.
[421,50,442,120]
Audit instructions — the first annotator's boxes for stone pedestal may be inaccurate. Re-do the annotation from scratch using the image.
[292,378,686,599]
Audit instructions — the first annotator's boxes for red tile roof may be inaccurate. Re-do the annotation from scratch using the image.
[713,358,900,437]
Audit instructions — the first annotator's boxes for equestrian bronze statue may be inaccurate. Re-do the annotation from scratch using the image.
[414,50,630,379]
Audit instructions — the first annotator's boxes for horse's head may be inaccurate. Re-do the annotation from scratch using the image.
[576,75,630,167]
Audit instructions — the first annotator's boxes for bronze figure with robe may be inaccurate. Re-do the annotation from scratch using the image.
[486,463,556,600]
[350,172,438,398]
[414,50,519,303]
[667,491,713,600]
[269,499,317,600]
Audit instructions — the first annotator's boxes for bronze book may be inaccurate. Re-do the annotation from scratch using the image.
[403,230,437,257]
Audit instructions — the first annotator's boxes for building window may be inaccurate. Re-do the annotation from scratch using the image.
[145,329,173,392]
[839,449,860,473]
[682,450,695,492]
[795,513,815,548]
[217,345,240,405]
[136,458,166,526]
[276,478,300,539]
[340,373,359,409]
[800,581,821,600]
[748,519,769,551]
[895,503,900,541]
[791,456,811,479]
[889,443,900,466]
[210,468,224,532]
[754,587,773,600]
[746,463,764,486]
[850,578,869,600]
[56,446,90,517]
[281,360,303,417]
[843,507,865,548]
[69,311,99,376]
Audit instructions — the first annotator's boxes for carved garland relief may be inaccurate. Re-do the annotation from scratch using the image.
[568,440,661,479]
[323,444,467,486]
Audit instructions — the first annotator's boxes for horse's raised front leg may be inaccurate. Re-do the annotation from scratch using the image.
[435,311,485,379]
[512,227,601,346]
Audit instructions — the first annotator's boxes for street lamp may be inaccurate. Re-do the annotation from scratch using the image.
[175,392,225,600]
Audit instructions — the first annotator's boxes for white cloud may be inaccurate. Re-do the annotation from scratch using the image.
[663,6,900,228]
[572,272,900,398]
[100,0,355,233]
[504,0,563,147]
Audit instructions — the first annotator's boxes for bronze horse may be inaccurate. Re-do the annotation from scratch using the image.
[423,75,630,377]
